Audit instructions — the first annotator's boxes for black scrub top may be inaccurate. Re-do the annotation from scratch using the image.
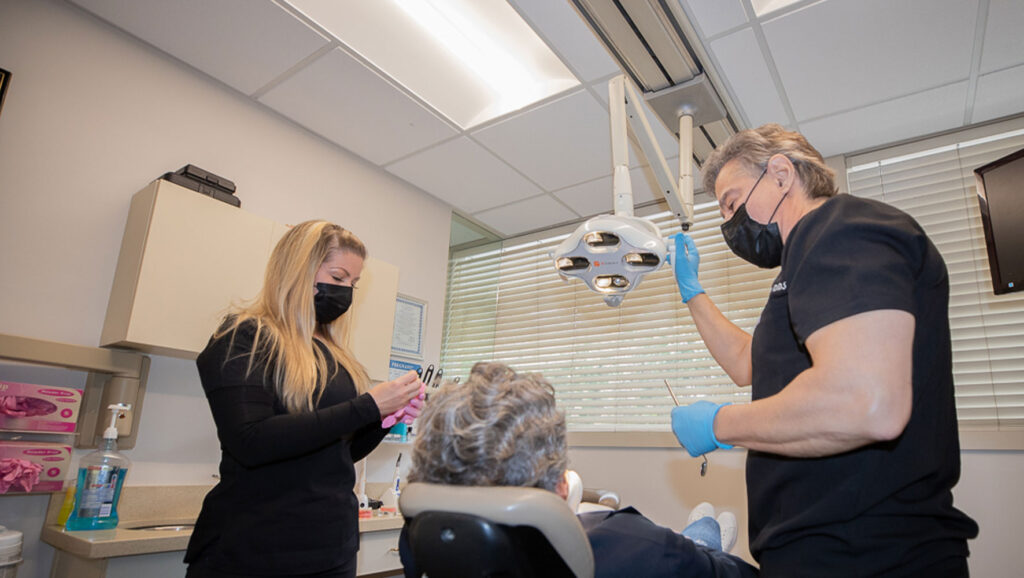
[746,194,978,577]
[185,319,388,576]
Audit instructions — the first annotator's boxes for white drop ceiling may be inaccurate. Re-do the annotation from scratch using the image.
[68,0,1024,246]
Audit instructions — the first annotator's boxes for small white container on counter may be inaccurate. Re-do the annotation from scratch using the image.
[0,525,23,578]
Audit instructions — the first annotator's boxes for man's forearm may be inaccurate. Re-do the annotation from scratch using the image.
[713,366,900,457]
[687,294,753,386]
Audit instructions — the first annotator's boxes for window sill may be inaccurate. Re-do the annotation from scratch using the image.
[568,430,1024,451]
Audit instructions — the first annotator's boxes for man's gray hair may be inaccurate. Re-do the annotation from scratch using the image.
[702,123,837,199]
[408,362,568,492]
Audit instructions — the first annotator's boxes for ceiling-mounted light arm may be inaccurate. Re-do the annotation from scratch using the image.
[610,75,695,230]
[549,75,688,308]
[677,113,694,230]
[608,75,633,218]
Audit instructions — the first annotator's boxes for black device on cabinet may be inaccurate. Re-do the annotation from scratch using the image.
[160,164,240,207]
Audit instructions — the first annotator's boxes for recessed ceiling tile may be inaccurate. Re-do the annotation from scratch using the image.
[632,165,661,206]
[972,64,1024,123]
[553,177,613,218]
[631,160,681,205]
[473,195,579,236]
[553,160,688,218]
[799,82,968,157]
[69,0,329,95]
[710,28,789,126]
[472,90,612,191]
[592,86,680,168]
[387,137,542,214]
[259,48,458,165]
[763,0,978,121]
[979,0,1024,73]
[682,0,748,38]
[509,0,619,82]
[636,104,685,165]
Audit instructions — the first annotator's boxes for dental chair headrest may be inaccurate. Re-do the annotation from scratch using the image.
[400,482,595,578]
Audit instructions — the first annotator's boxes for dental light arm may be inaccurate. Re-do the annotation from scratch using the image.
[614,75,695,229]
[551,75,695,306]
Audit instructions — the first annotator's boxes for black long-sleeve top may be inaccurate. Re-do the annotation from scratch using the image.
[185,319,388,576]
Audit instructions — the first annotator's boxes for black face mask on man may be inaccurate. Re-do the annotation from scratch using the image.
[314,283,353,324]
[720,168,787,269]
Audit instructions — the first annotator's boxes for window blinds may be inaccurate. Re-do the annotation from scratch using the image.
[444,121,1024,435]
[442,203,777,431]
[847,125,1024,431]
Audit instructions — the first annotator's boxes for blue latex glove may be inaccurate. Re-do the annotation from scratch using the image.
[667,232,705,303]
[671,401,733,457]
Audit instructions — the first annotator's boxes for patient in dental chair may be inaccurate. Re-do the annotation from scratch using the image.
[401,362,758,577]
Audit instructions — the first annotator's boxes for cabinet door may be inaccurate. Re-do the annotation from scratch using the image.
[102,180,279,357]
[102,180,398,379]
[348,258,398,382]
[356,529,402,575]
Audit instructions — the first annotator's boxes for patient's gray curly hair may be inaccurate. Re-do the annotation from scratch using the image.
[408,362,568,492]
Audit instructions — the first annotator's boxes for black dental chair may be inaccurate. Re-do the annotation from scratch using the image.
[398,482,595,578]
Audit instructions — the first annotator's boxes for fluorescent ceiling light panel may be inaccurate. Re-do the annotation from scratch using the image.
[749,0,805,17]
[287,0,580,129]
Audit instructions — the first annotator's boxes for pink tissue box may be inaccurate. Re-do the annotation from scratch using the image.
[0,442,72,494]
[0,380,83,433]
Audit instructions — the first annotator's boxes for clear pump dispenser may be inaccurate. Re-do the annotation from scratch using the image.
[65,404,132,531]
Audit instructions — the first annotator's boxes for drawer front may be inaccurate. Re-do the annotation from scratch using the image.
[357,529,402,575]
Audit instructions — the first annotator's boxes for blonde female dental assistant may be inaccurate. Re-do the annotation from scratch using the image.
[185,221,424,578]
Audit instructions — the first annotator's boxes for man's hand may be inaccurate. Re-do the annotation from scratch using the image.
[669,233,705,303]
[671,401,732,457]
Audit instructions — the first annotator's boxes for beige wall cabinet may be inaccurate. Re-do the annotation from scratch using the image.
[101,179,398,380]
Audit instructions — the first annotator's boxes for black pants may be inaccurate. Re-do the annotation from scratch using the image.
[185,555,357,578]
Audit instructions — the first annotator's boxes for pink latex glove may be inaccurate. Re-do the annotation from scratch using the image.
[382,386,426,428]
[0,396,58,417]
[0,458,43,493]
[398,396,424,425]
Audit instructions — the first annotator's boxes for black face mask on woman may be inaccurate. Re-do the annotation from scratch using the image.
[314,283,353,324]
[720,168,787,269]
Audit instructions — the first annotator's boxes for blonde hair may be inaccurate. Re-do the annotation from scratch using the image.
[408,362,567,492]
[218,220,370,412]
[702,123,837,199]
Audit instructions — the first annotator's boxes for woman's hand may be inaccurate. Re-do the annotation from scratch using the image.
[369,370,423,416]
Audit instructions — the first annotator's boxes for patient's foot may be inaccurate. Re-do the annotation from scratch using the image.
[683,502,738,553]
[717,511,738,553]
[687,501,716,526]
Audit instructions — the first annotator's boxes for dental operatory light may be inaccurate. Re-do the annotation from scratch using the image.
[553,213,667,307]
[552,75,697,307]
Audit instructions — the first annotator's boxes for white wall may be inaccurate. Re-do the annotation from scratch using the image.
[0,1,451,577]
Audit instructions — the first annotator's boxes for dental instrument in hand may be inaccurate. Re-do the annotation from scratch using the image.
[665,379,708,477]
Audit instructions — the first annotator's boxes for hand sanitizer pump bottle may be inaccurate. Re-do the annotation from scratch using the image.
[65,404,132,531]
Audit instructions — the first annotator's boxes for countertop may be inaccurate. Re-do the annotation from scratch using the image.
[41,483,405,560]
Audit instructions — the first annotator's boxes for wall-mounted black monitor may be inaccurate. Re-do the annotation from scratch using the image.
[974,147,1024,295]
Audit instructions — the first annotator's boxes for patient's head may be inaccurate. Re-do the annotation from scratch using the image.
[408,362,567,493]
